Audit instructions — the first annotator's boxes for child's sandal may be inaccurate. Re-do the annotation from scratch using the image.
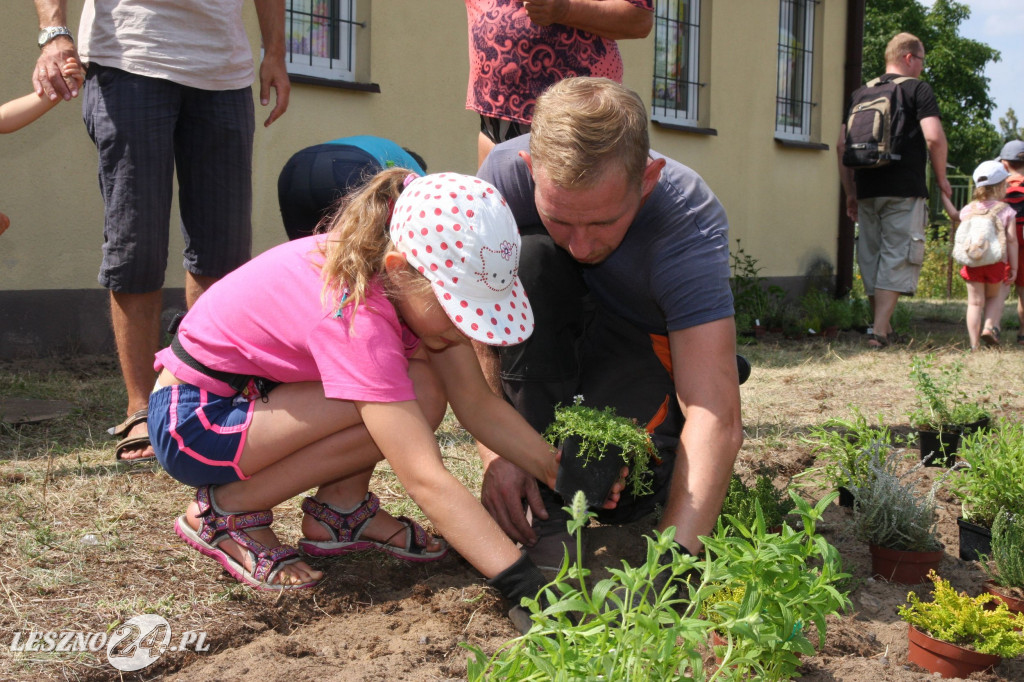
[174,485,318,591]
[299,493,448,562]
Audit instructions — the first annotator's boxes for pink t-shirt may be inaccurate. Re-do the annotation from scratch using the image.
[155,236,421,402]
[465,0,653,124]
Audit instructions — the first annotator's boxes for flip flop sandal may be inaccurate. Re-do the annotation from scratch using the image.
[299,493,448,563]
[174,485,319,591]
[1017,334,1024,345]
[108,408,155,461]
[867,333,889,349]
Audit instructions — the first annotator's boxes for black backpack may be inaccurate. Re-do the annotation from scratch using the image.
[842,76,914,169]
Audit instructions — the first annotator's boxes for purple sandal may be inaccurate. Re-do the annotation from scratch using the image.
[175,485,319,591]
[299,492,448,562]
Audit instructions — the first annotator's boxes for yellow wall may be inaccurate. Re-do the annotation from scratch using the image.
[2,0,846,296]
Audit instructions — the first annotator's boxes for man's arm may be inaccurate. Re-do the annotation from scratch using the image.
[657,317,743,553]
[920,115,952,199]
[836,124,858,222]
[33,0,81,101]
[253,0,290,127]
[523,0,654,39]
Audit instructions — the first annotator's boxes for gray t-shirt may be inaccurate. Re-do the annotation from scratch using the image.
[479,135,733,335]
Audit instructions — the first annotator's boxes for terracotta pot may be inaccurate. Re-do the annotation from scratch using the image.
[710,629,727,665]
[820,325,840,340]
[917,427,960,467]
[984,580,1024,615]
[906,624,1001,678]
[957,517,992,562]
[869,544,943,584]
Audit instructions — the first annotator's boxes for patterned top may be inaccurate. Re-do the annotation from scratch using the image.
[465,0,652,124]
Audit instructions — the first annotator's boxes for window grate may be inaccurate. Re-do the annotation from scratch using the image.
[652,0,702,124]
[285,0,358,81]
[776,0,817,139]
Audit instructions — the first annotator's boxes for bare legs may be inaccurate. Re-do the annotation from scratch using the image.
[965,280,1009,350]
[870,289,901,340]
[181,359,448,586]
[110,290,161,460]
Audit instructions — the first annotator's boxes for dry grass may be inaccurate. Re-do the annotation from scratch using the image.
[1,298,1022,680]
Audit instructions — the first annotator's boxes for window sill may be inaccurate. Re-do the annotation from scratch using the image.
[289,74,381,93]
[653,120,718,136]
[774,137,829,151]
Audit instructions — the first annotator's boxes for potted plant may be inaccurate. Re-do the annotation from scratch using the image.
[719,472,795,533]
[797,407,894,508]
[908,354,991,467]
[980,509,1024,614]
[544,396,656,508]
[950,419,1024,560]
[846,452,944,584]
[701,493,852,681]
[899,570,1024,678]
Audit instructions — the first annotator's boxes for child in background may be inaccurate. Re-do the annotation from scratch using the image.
[0,58,83,235]
[996,140,1024,343]
[958,160,1019,350]
[149,169,563,616]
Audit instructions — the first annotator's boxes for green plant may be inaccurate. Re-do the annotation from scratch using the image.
[702,493,852,681]
[544,396,656,497]
[464,492,851,682]
[981,509,1024,590]
[730,239,786,332]
[796,407,895,492]
[908,354,990,429]
[951,420,1024,528]
[719,473,795,532]
[899,571,1024,657]
[846,452,943,552]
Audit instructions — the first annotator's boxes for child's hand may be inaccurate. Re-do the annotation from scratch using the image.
[61,58,85,89]
[0,211,10,236]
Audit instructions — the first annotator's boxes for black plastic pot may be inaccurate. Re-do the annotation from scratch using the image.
[960,416,991,438]
[554,436,624,509]
[837,486,855,508]
[957,517,992,562]
[918,427,960,467]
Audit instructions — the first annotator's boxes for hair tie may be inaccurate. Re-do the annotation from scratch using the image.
[403,173,418,188]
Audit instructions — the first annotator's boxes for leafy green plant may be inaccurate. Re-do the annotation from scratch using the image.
[465,492,851,682]
[908,354,990,430]
[719,473,795,532]
[703,493,852,681]
[951,420,1024,528]
[899,571,1024,657]
[731,239,786,332]
[544,396,656,497]
[981,509,1024,591]
[846,452,943,552]
[796,407,895,492]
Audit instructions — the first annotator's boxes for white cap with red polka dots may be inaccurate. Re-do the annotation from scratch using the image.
[389,172,534,346]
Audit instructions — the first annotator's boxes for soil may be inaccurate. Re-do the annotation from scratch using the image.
[4,320,1024,681]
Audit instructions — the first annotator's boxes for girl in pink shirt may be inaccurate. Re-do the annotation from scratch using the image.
[150,169,561,609]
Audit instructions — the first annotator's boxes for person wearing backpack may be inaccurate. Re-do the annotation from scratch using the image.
[955,160,1018,350]
[996,140,1024,344]
[837,33,952,349]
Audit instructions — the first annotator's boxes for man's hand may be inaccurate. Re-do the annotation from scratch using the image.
[34,37,81,101]
[258,57,290,127]
[845,195,858,222]
[480,455,547,546]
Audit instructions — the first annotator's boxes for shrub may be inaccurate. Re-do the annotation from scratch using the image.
[908,354,989,429]
[983,509,1024,590]
[846,452,942,552]
[951,420,1024,528]
[797,407,895,492]
[899,571,1024,657]
[719,473,795,532]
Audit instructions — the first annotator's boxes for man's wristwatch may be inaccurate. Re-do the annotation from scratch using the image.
[38,26,73,49]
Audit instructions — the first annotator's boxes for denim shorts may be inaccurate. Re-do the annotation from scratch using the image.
[149,384,254,487]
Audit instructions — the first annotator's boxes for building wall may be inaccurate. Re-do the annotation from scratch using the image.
[1,0,847,357]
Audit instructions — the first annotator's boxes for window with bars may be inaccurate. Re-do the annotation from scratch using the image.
[775,0,817,140]
[652,0,702,126]
[284,0,358,81]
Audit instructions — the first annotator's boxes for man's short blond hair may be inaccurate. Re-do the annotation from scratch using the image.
[529,77,650,189]
[885,32,924,65]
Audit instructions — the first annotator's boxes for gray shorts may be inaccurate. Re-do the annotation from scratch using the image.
[856,196,927,296]
[83,64,255,293]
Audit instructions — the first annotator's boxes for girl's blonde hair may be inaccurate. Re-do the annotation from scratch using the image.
[973,180,1007,202]
[318,167,425,313]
